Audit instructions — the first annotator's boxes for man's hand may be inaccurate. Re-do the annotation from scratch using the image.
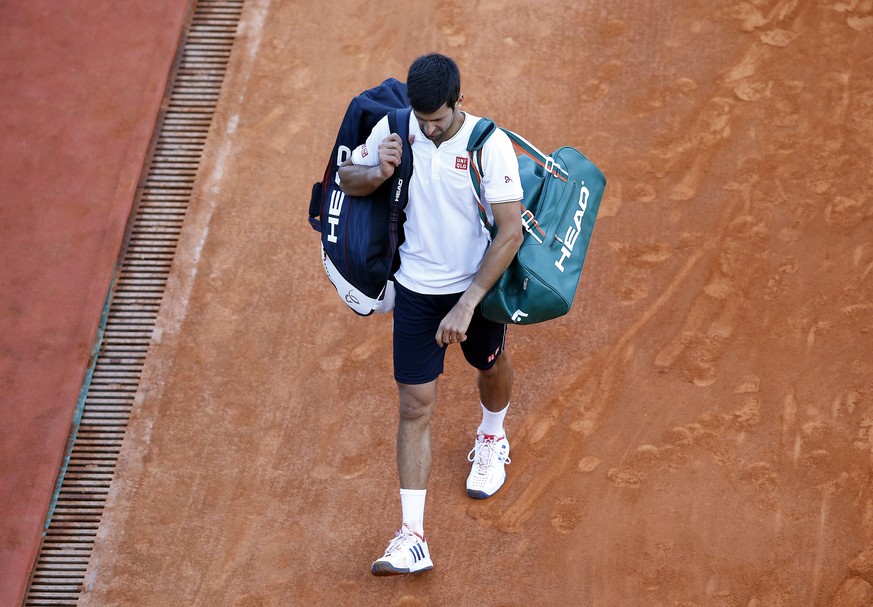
[377,133,403,179]
[338,133,405,196]
[435,300,475,346]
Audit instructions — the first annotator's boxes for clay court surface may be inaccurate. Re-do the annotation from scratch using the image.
[3,0,873,605]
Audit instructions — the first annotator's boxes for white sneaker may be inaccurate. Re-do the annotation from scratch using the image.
[371,524,433,576]
[466,434,511,499]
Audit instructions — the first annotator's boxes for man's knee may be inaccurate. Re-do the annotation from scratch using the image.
[397,381,437,422]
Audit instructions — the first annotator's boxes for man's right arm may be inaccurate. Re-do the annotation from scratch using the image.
[338,133,403,196]
[337,161,390,196]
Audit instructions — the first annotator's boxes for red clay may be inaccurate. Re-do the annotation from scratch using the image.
[0,2,187,604]
[14,0,873,606]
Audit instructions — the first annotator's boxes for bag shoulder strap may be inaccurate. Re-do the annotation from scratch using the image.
[386,107,413,217]
[466,118,496,201]
[466,118,498,236]
[466,117,571,237]
[387,107,410,144]
[468,118,498,151]
[386,108,413,251]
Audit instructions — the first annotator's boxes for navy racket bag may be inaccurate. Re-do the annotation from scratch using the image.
[308,78,413,315]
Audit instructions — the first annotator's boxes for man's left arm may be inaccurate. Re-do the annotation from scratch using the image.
[434,201,523,345]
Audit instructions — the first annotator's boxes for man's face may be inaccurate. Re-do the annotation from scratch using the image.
[414,101,461,145]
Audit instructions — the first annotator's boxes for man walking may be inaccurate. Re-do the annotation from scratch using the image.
[338,53,523,575]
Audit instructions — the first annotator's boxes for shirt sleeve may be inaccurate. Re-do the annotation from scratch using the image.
[350,115,390,167]
[481,128,524,204]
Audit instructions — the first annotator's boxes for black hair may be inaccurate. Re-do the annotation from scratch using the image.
[406,53,461,114]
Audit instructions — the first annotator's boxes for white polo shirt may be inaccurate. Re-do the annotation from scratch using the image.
[350,111,523,294]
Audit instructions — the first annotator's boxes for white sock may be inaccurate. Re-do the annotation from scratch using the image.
[399,488,426,536]
[477,401,509,437]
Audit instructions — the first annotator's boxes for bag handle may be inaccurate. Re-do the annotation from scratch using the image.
[504,130,569,182]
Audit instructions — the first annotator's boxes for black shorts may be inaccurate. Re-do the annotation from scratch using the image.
[393,281,506,385]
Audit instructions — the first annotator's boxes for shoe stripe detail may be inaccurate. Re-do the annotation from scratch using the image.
[409,544,424,562]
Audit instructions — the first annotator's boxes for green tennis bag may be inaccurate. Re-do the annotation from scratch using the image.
[468,120,606,325]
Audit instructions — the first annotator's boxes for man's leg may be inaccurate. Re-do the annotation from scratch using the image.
[467,352,513,499]
[397,380,438,490]
[373,283,446,576]
[371,380,437,576]
[478,351,513,413]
